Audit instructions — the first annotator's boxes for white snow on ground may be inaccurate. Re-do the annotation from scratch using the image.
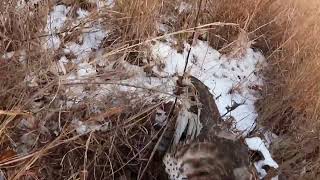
[41,5,109,132]
[40,6,175,134]
[24,73,39,87]
[93,0,115,9]
[62,59,176,105]
[77,8,90,18]
[44,5,107,53]
[62,60,176,133]
[72,118,109,135]
[1,51,15,59]
[151,40,265,134]
[178,1,192,13]
[93,60,176,102]
[245,137,279,178]
[41,5,107,104]
[16,0,42,9]
[45,5,70,49]
[65,26,106,64]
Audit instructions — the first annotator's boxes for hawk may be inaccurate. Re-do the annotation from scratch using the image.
[159,76,251,180]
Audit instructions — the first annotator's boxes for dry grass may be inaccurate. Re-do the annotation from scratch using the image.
[0,0,320,179]
[173,0,320,179]
[202,0,320,179]
[258,1,320,178]
[0,1,173,179]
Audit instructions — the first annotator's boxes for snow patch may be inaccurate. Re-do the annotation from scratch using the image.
[95,62,176,101]
[151,40,265,134]
[24,73,39,87]
[16,0,42,9]
[2,51,15,59]
[77,62,97,78]
[62,59,175,109]
[72,118,109,135]
[65,26,106,64]
[77,8,90,18]
[41,5,108,108]
[96,0,115,9]
[245,137,279,178]
[178,1,192,13]
[45,5,70,49]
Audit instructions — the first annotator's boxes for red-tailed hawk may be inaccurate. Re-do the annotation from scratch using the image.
[160,76,251,180]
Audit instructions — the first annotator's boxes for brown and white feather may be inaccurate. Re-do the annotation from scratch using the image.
[162,76,251,180]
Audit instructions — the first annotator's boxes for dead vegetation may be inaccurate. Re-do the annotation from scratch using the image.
[0,0,319,179]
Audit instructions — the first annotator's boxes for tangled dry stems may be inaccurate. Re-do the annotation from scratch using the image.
[0,0,319,179]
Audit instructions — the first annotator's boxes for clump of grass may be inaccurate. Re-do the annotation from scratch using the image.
[1,97,170,180]
[113,0,163,43]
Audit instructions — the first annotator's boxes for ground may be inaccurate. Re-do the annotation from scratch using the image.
[0,0,319,180]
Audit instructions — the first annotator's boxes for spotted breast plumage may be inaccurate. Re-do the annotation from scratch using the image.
[160,76,251,180]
